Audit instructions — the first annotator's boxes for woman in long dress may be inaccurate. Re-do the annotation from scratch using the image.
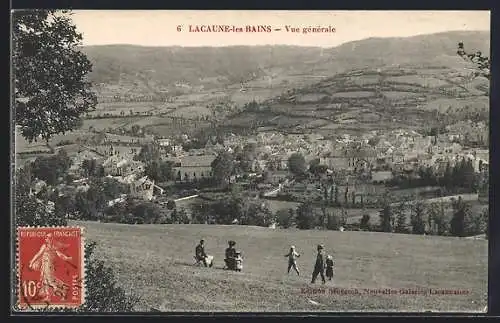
[28,233,72,302]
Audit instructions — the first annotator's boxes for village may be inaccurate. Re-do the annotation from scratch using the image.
[22,113,488,235]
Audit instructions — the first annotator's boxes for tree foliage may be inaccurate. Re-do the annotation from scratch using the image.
[379,202,393,233]
[31,149,72,185]
[211,151,235,186]
[296,201,316,230]
[288,153,307,176]
[134,143,161,163]
[144,160,174,182]
[276,208,295,229]
[12,10,97,143]
[457,42,490,79]
[411,201,426,235]
[449,197,470,237]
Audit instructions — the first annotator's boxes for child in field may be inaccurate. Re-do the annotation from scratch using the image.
[284,245,300,276]
[234,251,243,272]
[325,255,334,281]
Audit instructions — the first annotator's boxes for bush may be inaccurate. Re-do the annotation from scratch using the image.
[360,214,371,231]
[326,213,341,230]
[464,208,488,237]
[56,140,75,146]
[276,208,295,228]
[76,241,140,312]
[296,202,317,230]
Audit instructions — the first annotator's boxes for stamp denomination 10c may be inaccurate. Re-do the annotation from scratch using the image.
[16,227,85,310]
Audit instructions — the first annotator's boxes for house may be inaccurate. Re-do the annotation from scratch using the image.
[157,139,171,147]
[320,151,350,170]
[170,154,216,181]
[371,171,394,184]
[267,170,289,185]
[103,156,144,177]
[103,155,128,176]
[130,176,155,201]
[30,179,48,196]
[250,159,267,172]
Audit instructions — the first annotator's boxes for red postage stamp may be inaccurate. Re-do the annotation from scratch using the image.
[16,227,85,309]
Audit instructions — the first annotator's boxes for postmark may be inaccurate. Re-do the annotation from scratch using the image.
[16,227,85,310]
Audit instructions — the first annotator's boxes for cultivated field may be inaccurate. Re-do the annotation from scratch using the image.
[74,220,487,312]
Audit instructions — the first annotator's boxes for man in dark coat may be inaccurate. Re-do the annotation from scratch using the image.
[311,244,326,284]
[195,239,208,267]
[224,240,236,269]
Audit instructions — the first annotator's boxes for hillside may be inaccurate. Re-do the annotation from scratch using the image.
[83,31,490,100]
[75,220,487,312]
[221,31,490,136]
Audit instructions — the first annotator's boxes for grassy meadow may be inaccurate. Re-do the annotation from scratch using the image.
[73,220,487,312]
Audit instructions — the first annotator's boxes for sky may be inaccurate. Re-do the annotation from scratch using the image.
[70,10,490,48]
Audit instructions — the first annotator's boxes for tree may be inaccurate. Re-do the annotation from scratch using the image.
[411,201,426,234]
[457,42,490,79]
[144,160,162,182]
[82,158,101,178]
[16,184,65,227]
[360,213,371,231]
[450,197,469,237]
[134,143,161,163]
[130,125,141,136]
[310,163,328,177]
[31,149,72,185]
[431,202,448,236]
[334,185,339,206]
[287,153,306,176]
[12,10,97,149]
[296,201,316,230]
[379,202,393,233]
[176,208,190,224]
[276,208,294,229]
[243,202,275,227]
[166,200,176,210]
[81,242,140,311]
[394,201,408,233]
[368,137,380,147]
[211,151,235,186]
[326,210,340,231]
[238,143,257,172]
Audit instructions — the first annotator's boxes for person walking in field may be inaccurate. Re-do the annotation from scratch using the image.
[325,255,334,281]
[311,244,326,284]
[195,239,210,267]
[284,245,300,276]
[224,240,237,270]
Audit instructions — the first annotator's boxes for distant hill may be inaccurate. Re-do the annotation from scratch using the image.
[220,32,490,136]
[82,30,490,98]
[324,30,490,68]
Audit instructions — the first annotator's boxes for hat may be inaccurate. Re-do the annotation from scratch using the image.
[327,255,332,260]
[317,244,324,250]
[290,245,295,249]
[229,240,236,246]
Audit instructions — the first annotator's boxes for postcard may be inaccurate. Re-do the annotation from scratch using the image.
[11,10,489,313]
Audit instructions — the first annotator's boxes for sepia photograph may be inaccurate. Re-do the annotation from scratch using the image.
[11,10,489,313]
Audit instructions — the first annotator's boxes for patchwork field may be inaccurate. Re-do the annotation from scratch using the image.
[74,220,487,312]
